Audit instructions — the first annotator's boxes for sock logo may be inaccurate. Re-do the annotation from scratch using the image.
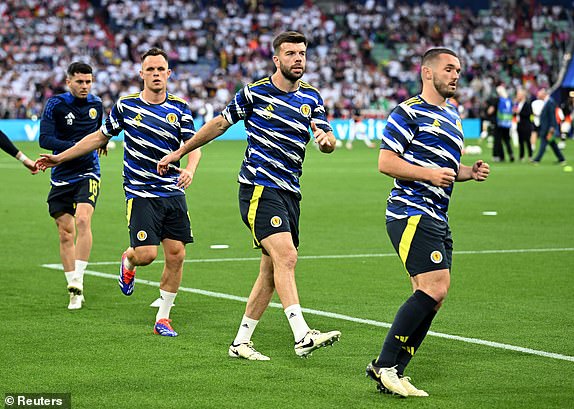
[288,312,296,319]
[241,323,250,328]
[394,335,409,343]
[401,345,415,356]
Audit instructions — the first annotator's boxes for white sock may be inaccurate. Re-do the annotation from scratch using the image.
[64,271,75,285]
[284,304,310,342]
[156,289,177,321]
[123,253,135,270]
[75,260,88,286]
[232,315,259,345]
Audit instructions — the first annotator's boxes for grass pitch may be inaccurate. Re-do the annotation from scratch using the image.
[1,139,573,408]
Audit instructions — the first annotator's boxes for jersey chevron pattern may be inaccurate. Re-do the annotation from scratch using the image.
[39,92,103,186]
[221,76,332,196]
[381,95,464,222]
[101,92,195,199]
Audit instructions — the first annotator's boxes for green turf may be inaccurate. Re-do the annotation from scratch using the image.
[1,140,573,408]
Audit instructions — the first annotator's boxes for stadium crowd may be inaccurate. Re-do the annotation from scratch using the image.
[0,0,571,121]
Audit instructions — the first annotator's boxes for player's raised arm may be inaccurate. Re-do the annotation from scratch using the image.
[157,115,231,175]
[36,129,108,170]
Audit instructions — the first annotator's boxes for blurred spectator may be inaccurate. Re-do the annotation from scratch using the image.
[514,88,534,161]
[488,85,515,162]
[0,0,571,121]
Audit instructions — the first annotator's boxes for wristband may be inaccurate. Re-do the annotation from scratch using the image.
[18,153,29,163]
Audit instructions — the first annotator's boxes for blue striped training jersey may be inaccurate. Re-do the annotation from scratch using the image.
[380,95,464,223]
[39,92,103,186]
[221,76,332,197]
[100,92,196,199]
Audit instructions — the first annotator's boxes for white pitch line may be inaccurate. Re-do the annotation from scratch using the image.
[41,264,574,363]
[59,247,574,266]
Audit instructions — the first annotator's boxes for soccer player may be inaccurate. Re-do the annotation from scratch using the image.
[36,48,202,336]
[39,62,103,310]
[0,130,38,174]
[365,48,490,397]
[157,31,341,359]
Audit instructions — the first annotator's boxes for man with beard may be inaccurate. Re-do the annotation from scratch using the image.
[158,31,341,360]
[365,48,490,397]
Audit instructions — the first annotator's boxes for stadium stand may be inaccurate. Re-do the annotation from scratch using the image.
[0,0,572,121]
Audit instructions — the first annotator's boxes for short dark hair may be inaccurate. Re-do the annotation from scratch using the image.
[421,48,458,66]
[272,31,307,54]
[142,47,168,63]
[67,62,93,77]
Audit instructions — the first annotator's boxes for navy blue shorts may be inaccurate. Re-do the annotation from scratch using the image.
[47,178,100,217]
[386,214,453,276]
[126,196,193,248]
[238,184,300,249]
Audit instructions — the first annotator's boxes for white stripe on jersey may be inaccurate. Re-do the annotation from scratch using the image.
[387,115,414,146]
[245,145,288,171]
[123,161,176,184]
[256,167,294,192]
[388,195,441,220]
[411,139,460,166]
[124,186,160,198]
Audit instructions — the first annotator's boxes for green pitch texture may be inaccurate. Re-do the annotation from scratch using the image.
[1,140,573,409]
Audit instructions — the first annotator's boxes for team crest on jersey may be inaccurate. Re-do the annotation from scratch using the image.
[166,113,178,124]
[137,230,148,241]
[299,104,311,118]
[430,250,443,264]
[89,108,97,119]
[270,216,282,228]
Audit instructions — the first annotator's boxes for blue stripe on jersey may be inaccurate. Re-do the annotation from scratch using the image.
[100,92,196,199]
[39,92,103,186]
[221,77,332,195]
[381,96,464,222]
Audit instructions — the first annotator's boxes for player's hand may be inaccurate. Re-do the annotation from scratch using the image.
[23,158,39,175]
[311,121,334,153]
[35,154,61,171]
[176,168,194,189]
[429,167,456,187]
[157,152,181,175]
[472,160,490,182]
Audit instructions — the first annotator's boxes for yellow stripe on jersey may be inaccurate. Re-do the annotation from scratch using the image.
[399,215,421,268]
[403,96,422,107]
[126,198,133,226]
[167,94,188,104]
[299,81,318,92]
[118,93,140,102]
[249,78,270,88]
[247,185,265,248]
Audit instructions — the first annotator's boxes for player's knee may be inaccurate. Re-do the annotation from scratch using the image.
[58,229,74,245]
[429,285,449,303]
[55,222,74,243]
[75,214,91,231]
[164,247,185,266]
[133,248,157,266]
[276,248,298,271]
